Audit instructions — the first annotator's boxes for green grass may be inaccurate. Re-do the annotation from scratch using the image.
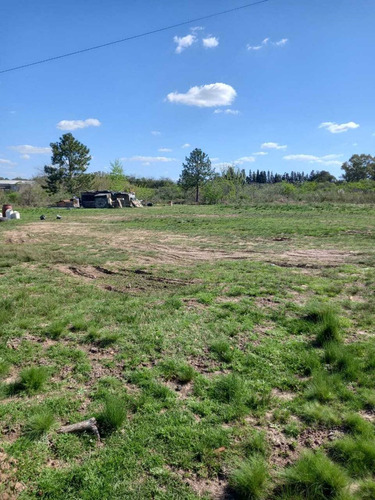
[0,204,374,498]
[229,455,270,499]
[281,451,349,499]
[96,395,127,434]
[24,410,55,440]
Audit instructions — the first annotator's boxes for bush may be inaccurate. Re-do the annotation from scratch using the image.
[229,456,270,500]
[97,395,126,434]
[24,410,55,440]
[282,451,349,499]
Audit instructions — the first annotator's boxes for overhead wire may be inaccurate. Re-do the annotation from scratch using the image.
[1,0,271,74]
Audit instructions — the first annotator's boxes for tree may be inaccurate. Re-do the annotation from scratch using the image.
[43,133,92,195]
[108,159,127,191]
[341,154,375,182]
[179,148,215,202]
[309,170,336,183]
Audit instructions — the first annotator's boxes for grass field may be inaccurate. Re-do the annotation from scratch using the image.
[0,204,374,499]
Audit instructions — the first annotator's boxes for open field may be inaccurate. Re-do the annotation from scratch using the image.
[1,204,374,499]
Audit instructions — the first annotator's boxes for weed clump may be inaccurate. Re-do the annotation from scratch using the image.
[97,395,126,434]
[24,411,55,440]
[357,480,375,499]
[229,455,270,500]
[281,450,349,499]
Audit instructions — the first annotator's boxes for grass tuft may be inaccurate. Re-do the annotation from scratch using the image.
[229,455,270,500]
[281,450,349,500]
[210,339,234,362]
[159,359,195,384]
[97,395,127,434]
[24,410,55,440]
[328,436,375,477]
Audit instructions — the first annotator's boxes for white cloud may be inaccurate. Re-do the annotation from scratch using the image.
[274,38,288,46]
[174,34,196,54]
[214,108,240,115]
[121,156,177,163]
[21,154,31,160]
[167,83,236,108]
[213,156,255,169]
[56,118,101,131]
[235,156,255,164]
[253,151,268,156]
[0,158,16,165]
[151,130,161,136]
[319,121,360,134]
[182,143,191,148]
[261,142,287,150]
[283,154,343,166]
[203,36,219,48]
[190,26,204,32]
[247,37,288,50]
[9,145,50,155]
[158,148,173,152]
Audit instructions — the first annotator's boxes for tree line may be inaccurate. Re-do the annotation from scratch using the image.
[37,133,375,204]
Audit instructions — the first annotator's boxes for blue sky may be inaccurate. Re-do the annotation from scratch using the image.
[1,0,374,180]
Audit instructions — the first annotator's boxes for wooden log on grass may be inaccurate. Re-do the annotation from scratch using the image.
[58,417,101,442]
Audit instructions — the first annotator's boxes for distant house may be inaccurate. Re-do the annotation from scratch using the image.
[0,180,35,192]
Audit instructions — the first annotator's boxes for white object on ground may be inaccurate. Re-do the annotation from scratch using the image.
[10,211,20,219]
[5,209,13,219]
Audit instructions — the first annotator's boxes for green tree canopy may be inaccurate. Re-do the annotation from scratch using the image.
[108,159,128,191]
[341,154,375,182]
[43,133,92,195]
[179,148,215,202]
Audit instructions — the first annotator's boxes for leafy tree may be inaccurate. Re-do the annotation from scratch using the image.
[179,148,215,202]
[108,159,127,191]
[341,154,375,182]
[309,170,336,183]
[43,133,92,195]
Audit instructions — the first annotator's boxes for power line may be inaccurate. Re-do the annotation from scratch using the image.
[1,0,270,74]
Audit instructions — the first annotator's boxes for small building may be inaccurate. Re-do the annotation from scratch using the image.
[0,180,34,192]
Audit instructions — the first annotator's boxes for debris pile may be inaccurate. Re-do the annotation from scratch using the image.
[0,204,20,222]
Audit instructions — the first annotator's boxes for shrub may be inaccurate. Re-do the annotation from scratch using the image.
[229,455,270,500]
[282,451,349,499]
[24,410,55,440]
[97,395,126,434]
[328,436,375,477]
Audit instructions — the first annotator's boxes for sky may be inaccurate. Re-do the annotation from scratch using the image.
[1,0,374,180]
